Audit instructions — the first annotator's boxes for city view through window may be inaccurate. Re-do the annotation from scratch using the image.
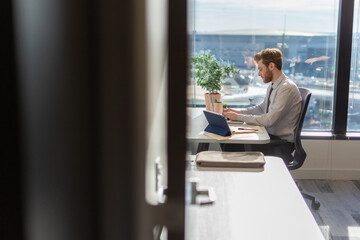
[188,0,360,131]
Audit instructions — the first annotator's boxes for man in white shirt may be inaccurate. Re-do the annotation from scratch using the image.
[223,48,301,162]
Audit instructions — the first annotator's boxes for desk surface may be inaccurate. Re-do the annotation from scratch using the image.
[185,156,324,240]
[187,108,270,144]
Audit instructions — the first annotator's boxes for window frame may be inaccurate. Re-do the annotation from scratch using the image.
[333,0,354,139]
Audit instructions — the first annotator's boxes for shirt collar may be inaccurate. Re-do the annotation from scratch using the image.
[272,73,286,89]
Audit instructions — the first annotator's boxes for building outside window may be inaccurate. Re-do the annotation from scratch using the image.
[349,0,360,131]
[188,0,340,132]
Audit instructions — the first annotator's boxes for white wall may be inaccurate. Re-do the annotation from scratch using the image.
[291,139,360,180]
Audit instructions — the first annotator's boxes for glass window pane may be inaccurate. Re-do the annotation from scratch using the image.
[348,0,360,131]
[189,0,339,131]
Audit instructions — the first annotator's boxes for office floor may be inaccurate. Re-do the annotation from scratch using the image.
[296,180,360,240]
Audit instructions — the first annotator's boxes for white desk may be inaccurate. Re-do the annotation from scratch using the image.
[187,108,270,152]
[185,156,324,240]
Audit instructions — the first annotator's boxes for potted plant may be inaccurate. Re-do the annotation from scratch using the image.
[192,50,238,112]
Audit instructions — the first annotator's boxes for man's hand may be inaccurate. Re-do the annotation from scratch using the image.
[223,110,238,121]
[224,108,242,114]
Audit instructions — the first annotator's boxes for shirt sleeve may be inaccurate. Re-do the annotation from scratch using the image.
[241,100,266,115]
[241,85,271,115]
[237,86,295,127]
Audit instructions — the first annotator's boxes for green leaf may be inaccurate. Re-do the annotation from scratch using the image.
[191,50,239,93]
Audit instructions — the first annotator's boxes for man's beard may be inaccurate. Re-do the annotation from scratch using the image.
[262,69,273,83]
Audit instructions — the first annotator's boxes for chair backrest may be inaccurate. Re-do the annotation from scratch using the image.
[287,87,312,170]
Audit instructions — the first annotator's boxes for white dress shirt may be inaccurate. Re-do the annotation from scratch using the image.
[237,73,301,142]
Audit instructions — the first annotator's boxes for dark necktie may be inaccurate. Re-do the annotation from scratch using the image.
[266,85,273,113]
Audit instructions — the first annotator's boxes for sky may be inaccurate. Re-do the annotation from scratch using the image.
[189,0,340,34]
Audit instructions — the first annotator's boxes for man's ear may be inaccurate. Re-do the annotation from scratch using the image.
[268,62,275,70]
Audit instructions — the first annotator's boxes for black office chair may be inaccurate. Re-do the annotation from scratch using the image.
[270,87,320,210]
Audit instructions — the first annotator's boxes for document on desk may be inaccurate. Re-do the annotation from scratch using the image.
[203,131,231,140]
[196,151,265,168]
[229,125,263,134]
[203,125,263,140]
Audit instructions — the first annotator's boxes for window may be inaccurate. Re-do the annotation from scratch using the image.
[189,0,340,132]
[349,0,360,131]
